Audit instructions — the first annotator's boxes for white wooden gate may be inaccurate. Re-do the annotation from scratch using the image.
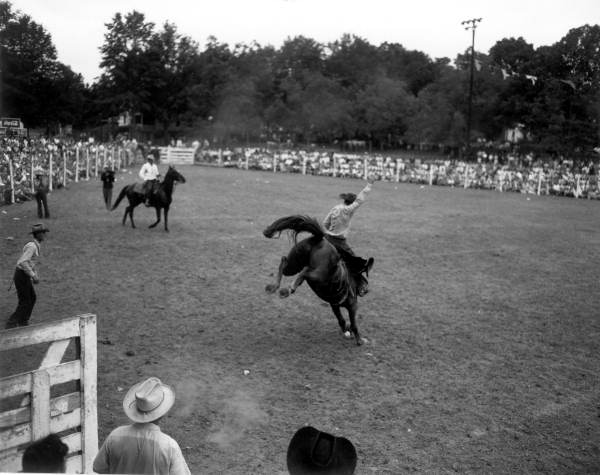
[0,314,98,473]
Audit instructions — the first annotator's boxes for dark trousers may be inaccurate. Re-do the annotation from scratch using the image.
[7,269,36,326]
[143,180,157,202]
[325,235,367,273]
[103,187,113,209]
[35,191,50,218]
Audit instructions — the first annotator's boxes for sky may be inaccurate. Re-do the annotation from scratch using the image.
[8,0,600,84]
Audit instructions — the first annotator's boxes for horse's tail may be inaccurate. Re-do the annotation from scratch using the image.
[263,215,324,242]
[111,186,129,211]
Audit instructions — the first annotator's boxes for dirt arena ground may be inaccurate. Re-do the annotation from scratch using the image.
[2,164,600,474]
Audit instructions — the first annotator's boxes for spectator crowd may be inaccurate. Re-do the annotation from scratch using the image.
[2,135,599,205]
[199,146,600,199]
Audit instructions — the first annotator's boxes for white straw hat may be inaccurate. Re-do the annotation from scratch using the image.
[122,377,175,423]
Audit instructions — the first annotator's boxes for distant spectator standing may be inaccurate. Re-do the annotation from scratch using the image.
[100,166,115,210]
[34,170,50,218]
[22,433,68,473]
[93,376,191,475]
[5,223,49,329]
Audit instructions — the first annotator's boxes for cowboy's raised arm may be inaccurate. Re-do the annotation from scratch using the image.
[346,179,373,212]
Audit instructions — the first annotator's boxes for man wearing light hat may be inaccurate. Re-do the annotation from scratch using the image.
[93,377,190,475]
[5,223,49,329]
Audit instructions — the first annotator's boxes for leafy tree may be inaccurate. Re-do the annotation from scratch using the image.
[0,1,86,130]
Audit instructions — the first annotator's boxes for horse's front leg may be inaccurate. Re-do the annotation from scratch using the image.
[330,304,351,338]
[163,207,169,232]
[279,266,309,298]
[149,207,161,229]
[346,300,365,346]
[266,256,287,294]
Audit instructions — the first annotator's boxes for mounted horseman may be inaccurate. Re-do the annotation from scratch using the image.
[111,159,186,232]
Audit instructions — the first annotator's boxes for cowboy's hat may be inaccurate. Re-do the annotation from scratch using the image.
[287,426,357,475]
[29,223,49,234]
[123,377,175,423]
[339,193,357,205]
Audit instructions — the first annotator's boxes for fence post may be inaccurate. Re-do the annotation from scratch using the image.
[79,315,99,473]
[75,147,80,183]
[464,165,469,189]
[95,148,99,178]
[31,370,51,440]
[396,160,400,182]
[302,156,307,175]
[86,148,90,180]
[332,155,337,178]
[429,166,434,186]
[8,156,15,204]
[31,157,35,193]
[537,171,542,196]
[63,150,67,188]
[364,158,368,179]
[49,152,53,191]
[273,154,277,173]
[103,148,107,170]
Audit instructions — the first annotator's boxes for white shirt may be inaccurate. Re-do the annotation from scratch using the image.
[93,423,191,475]
[323,183,372,238]
[139,162,159,181]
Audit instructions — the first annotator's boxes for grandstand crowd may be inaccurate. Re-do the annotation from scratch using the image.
[2,135,599,204]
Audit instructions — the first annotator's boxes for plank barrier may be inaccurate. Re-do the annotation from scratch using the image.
[0,314,98,473]
[158,146,196,165]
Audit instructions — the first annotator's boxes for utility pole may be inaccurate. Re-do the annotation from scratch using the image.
[461,17,482,159]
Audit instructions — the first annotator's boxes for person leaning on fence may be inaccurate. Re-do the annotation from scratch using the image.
[139,154,160,207]
[323,177,375,296]
[100,166,115,210]
[21,433,68,473]
[5,223,49,329]
[33,170,50,219]
[287,426,357,475]
[93,376,191,475]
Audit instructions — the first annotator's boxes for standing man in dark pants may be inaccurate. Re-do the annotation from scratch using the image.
[100,166,115,210]
[34,172,50,218]
[5,223,49,329]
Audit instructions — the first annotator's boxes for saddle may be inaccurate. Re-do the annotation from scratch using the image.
[132,182,145,195]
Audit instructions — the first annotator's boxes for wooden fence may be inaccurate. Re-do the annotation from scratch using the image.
[0,314,98,473]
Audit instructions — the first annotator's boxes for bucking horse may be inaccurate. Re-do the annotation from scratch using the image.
[263,215,369,345]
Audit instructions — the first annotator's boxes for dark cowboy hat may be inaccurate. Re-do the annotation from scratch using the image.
[287,426,357,475]
[339,193,357,205]
[29,223,49,234]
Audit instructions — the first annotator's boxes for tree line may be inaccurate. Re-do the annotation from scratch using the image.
[1,1,599,157]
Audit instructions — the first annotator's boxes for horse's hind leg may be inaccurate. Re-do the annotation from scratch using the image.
[266,256,287,294]
[330,304,351,338]
[279,266,309,298]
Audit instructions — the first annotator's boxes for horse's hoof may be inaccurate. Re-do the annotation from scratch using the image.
[279,288,290,298]
[343,331,352,339]
[356,337,367,346]
[265,284,278,294]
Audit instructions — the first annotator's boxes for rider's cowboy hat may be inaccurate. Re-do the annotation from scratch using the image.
[123,377,175,423]
[339,193,357,205]
[29,223,49,234]
[287,426,357,475]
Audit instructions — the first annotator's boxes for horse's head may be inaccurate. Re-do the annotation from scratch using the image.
[166,165,186,184]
